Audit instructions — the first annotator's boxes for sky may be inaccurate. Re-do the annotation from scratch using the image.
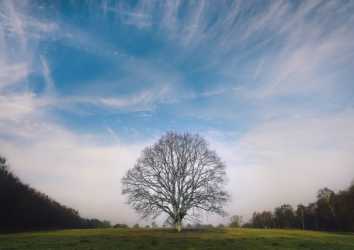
[0,0,354,225]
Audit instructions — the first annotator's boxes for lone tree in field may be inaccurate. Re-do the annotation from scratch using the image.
[122,132,229,232]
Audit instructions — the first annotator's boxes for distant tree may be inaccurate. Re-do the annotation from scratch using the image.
[317,188,335,217]
[192,223,214,229]
[133,223,140,229]
[251,211,273,228]
[113,223,128,228]
[122,132,229,232]
[242,222,253,228]
[82,219,112,228]
[296,204,306,230]
[102,220,112,228]
[334,184,354,231]
[274,204,296,228]
[317,188,336,230]
[229,215,243,228]
[306,203,319,230]
[162,221,171,228]
[0,156,7,171]
[194,223,202,229]
[151,221,158,228]
[243,179,354,232]
[217,223,225,228]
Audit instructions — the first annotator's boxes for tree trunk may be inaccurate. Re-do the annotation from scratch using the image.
[175,220,182,232]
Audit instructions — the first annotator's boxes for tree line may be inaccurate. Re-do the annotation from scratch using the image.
[0,156,110,233]
[2,126,354,234]
[242,183,354,232]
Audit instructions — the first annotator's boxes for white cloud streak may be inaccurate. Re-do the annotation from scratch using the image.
[0,0,353,226]
[0,62,29,89]
[1,122,149,224]
[207,109,354,219]
[40,56,55,95]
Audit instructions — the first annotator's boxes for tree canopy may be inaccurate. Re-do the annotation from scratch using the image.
[122,132,229,231]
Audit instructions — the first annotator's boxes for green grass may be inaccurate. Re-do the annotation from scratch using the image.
[0,228,353,250]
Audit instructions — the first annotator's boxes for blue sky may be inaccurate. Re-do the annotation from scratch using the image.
[1,0,354,225]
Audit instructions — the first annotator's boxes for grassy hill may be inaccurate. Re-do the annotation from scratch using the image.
[0,228,353,250]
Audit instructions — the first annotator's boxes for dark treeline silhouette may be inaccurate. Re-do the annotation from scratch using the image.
[243,183,354,232]
[113,223,128,228]
[0,156,110,233]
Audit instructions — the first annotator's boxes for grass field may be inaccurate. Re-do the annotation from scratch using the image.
[0,228,353,250]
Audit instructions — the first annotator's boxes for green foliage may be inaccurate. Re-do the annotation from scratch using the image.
[0,228,354,250]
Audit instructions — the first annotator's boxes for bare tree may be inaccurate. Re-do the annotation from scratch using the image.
[122,132,229,232]
[229,215,243,228]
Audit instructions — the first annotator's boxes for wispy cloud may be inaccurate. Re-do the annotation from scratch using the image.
[0,93,36,121]
[61,83,177,112]
[207,109,354,218]
[1,120,149,223]
[0,2,58,99]
[0,0,353,225]
[95,0,354,106]
[0,62,29,89]
[0,0,57,49]
[40,56,56,95]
